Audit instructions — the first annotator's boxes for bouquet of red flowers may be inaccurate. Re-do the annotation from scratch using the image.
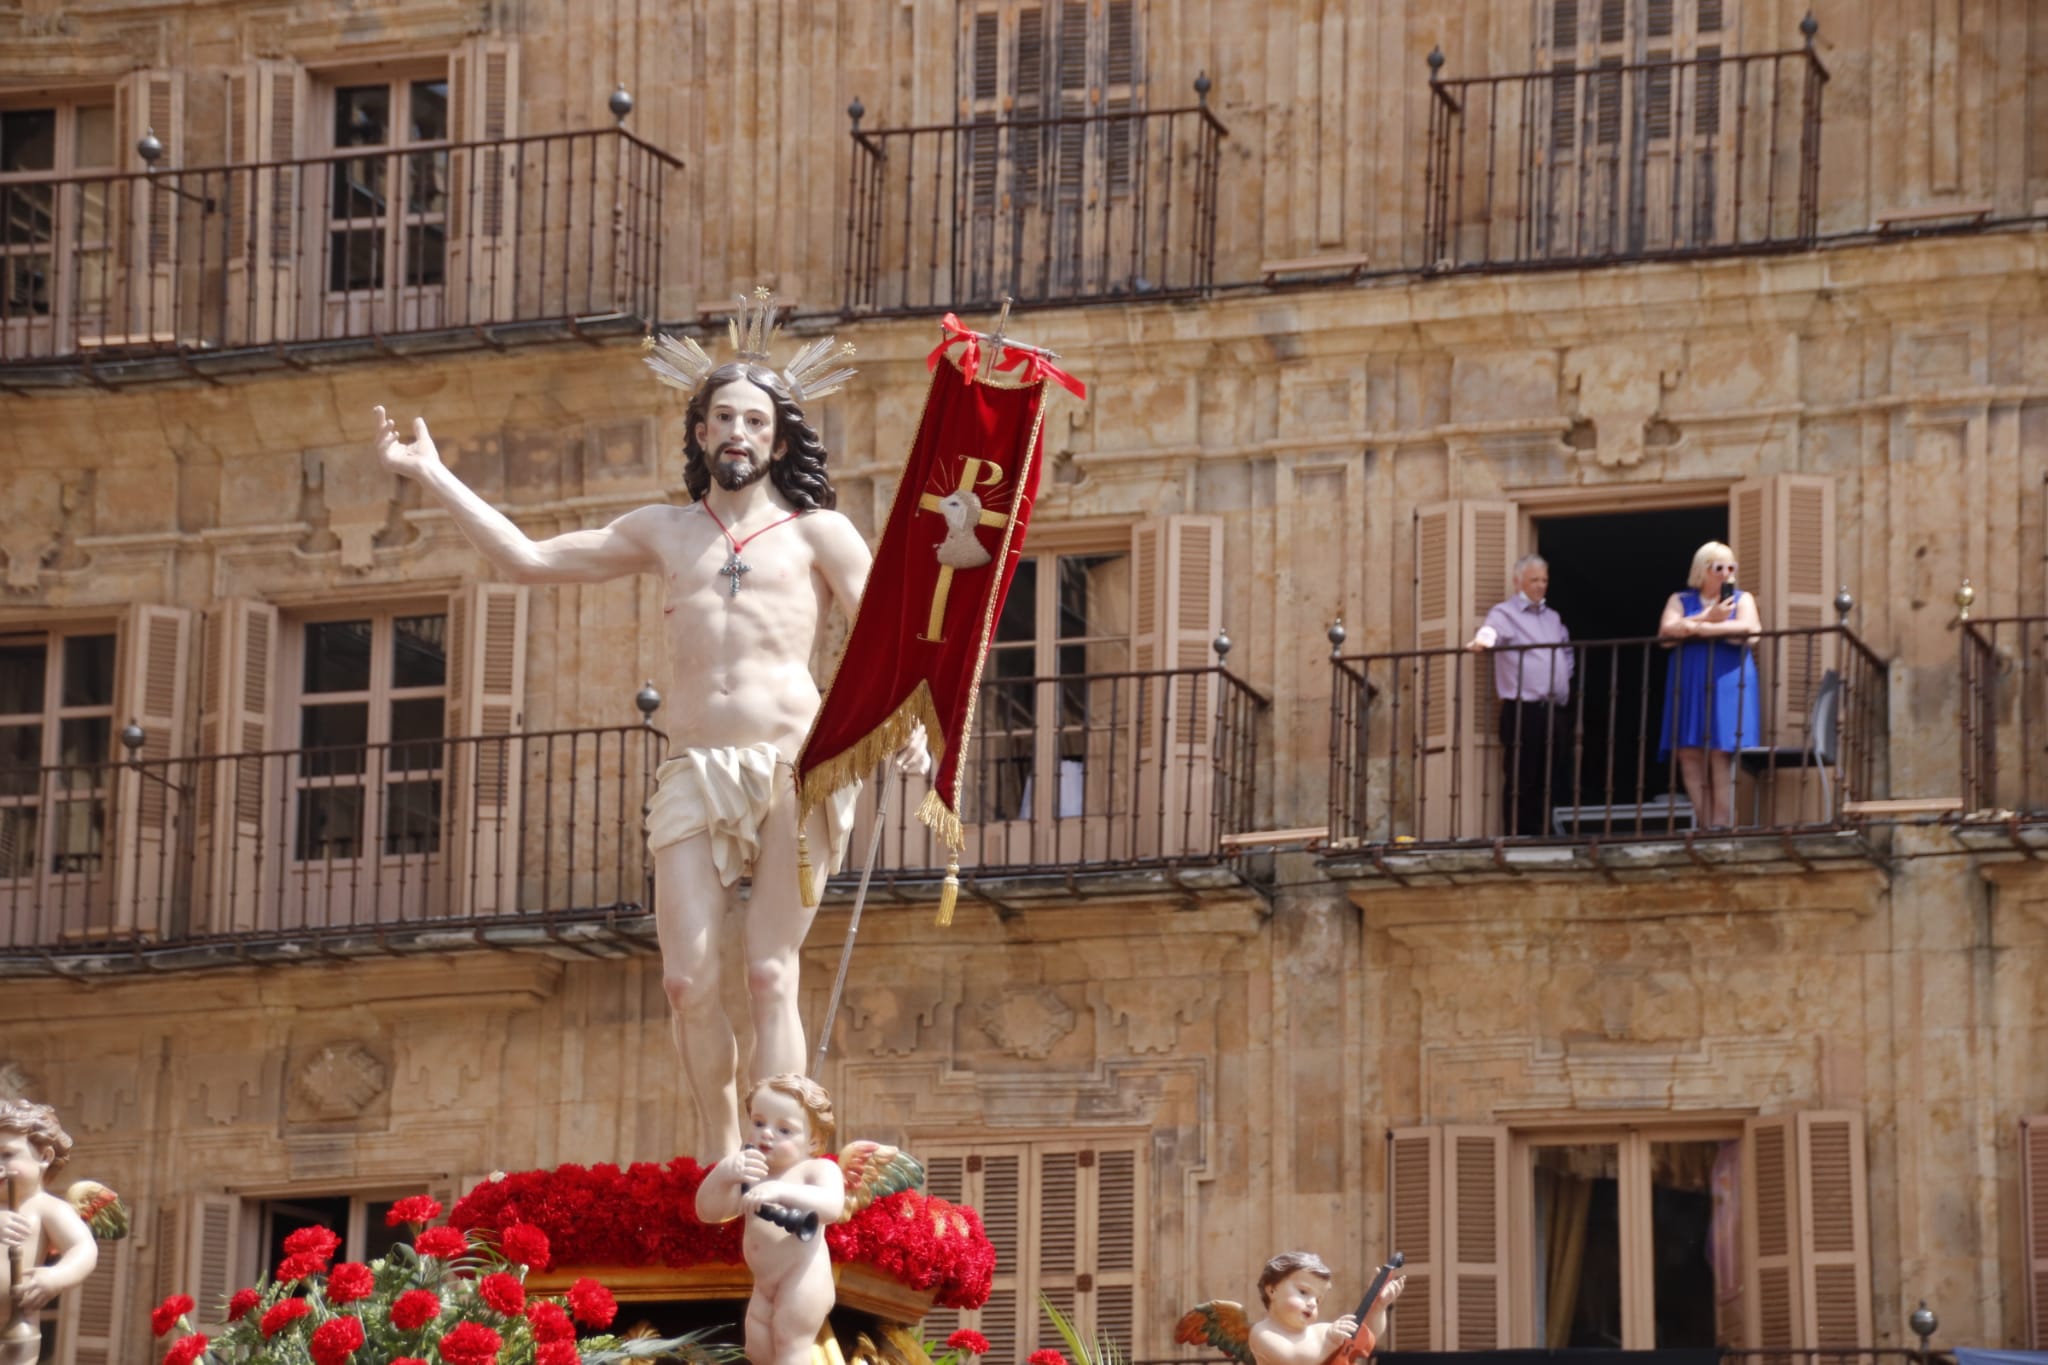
[149,1196,736,1365]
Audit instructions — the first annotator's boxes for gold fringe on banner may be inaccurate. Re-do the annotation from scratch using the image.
[796,683,948,831]
[914,788,964,850]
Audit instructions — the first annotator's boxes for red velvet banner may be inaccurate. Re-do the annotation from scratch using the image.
[796,352,1073,863]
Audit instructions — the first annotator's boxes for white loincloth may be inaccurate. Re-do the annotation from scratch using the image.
[644,742,858,888]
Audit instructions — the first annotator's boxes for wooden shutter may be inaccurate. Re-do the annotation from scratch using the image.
[113,70,183,344]
[445,583,528,916]
[225,61,302,345]
[1442,1125,1508,1349]
[1796,1111,1870,1348]
[55,1231,130,1365]
[1414,502,1517,839]
[2024,1115,2048,1348]
[1742,1114,1801,1350]
[155,1195,241,1338]
[1129,515,1224,857]
[112,604,193,936]
[1091,1147,1139,1359]
[448,38,521,324]
[194,600,277,932]
[1037,1149,1080,1339]
[1728,476,1837,741]
[977,1152,1025,1362]
[1385,1127,1443,1350]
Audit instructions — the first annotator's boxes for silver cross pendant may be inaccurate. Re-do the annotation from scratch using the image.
[719,552,750,596]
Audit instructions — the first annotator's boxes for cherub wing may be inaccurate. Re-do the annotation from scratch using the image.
[64,1181,129,1241]
[1174,1300,1254,1365]
[836,1140,925,1219]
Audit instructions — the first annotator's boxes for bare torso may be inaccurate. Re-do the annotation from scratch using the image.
[633,502,844,758]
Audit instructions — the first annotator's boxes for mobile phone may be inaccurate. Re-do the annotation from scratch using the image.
[1719,580,1736,602]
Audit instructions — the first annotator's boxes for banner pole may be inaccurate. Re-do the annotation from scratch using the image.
[810,764,894,1079]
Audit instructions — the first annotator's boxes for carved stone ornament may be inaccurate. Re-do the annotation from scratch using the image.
[0,1062,27,1102]
[291,1040,389,1121]
[975,988,1077,1061]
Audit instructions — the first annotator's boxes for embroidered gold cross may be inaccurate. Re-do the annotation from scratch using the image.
[917,456,1010,642]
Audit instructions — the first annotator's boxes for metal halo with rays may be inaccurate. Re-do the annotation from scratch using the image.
[641,287,857,403]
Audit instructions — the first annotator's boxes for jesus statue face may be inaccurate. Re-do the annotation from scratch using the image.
[695,377,781,492]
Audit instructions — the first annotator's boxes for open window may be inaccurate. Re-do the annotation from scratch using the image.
[1387,1112,1869,1350]
[1410,475,1836,840]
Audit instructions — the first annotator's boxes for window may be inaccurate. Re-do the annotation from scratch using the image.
[259,1193,411,1269]
[0,97,115,324]
[322,74,450,298]
[0,629,117,880]
[291,610,448,863]
[974,549,1130,827]
[923,1138,1143,1361]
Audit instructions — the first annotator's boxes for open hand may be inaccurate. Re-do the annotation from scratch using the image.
[893,721,933,776]
[373,405,442,479]
[1364,1276,1407,1338]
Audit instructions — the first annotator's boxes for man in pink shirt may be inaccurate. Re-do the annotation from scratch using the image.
[1466,554,1574,836]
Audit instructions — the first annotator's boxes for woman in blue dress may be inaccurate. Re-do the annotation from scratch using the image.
[1658,541,1761,828]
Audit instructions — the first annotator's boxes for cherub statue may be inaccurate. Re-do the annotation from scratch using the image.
[1177,1252,1405,1365]
[694,1075,922,1365]
[0,1099,126,1365]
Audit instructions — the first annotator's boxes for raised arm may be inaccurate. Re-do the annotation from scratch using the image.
[374,406,658,585]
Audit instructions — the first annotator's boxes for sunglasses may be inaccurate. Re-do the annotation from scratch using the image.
[1710,563,1738,572]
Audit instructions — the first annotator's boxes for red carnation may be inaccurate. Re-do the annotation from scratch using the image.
[567,1277,617,1329]
[525,1299,575,1342]
[948,1329,991,1355]
[385,1195,444,1226]
[414,1225,470,1260]
[391,1289,442,1332]
[281,1224,341,1266]
[1029,1350,1069,1365]
[310,1315,366,1365]
[151,1293,195,1337]
[537,1341,580,1365]
[392,1360,429,1365]
[438,1321,504,1365]
[226,1287,261,1322]
[260,1297,312,1338]
[326,1261,375,1305]
[163,1333,208,1365]
[499,1222,551,1271]
[478,1272,526,1316]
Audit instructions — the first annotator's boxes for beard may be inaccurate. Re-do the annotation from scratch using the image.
[710,446,769,491]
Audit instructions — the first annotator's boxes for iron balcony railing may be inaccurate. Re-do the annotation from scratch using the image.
[1422,24,1828,272]
[1961,615,2048,817]
[0,724,663,963]
[840,78,1226,316]
[830,664,1267,888]
[1328,625,1886,847]
[0,126,679,367]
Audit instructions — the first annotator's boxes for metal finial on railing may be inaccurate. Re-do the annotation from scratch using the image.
[635,681,662,725]
[1833,586,1853,623]
[1427,46,1445,80]
[1908,1302,1937,1352]
[1955,579,1975,622]
[136,127,163,170]
[1800,11,1819,46]
[847,96,865,131]
[1213,628,1232,662]
[609,83,634,125]
[1327,618,1347,659]
[1193,71,1212,106]
[120,721,146,756]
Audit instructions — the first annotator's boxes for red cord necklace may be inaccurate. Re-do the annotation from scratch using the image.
[701,502,802,597]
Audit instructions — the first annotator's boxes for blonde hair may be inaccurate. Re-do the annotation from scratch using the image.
[746,1074,836,1153]
[1257,1251,1333,1307]
[0,1098,72,1176]
[1688,541,1736,591]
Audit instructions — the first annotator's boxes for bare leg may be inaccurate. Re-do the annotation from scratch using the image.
[743,780,832,1082]
[1675,748,1709,827]
[1710,751,1740,828]
[655,833,742,1155]
[769,1260,838,1365]
[745,1288,777,1365]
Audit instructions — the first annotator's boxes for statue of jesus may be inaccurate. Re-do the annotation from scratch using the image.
[372,334,925,1153]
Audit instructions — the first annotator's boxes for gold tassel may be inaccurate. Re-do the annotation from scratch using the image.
[797,829,818,908]
[935,856,960,927]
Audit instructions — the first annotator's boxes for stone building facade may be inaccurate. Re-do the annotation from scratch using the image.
[1,2,2046,1364]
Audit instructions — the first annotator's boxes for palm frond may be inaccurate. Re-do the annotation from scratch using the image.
[1041,1292,1124,1365]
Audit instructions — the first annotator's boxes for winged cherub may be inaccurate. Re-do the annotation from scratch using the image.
[694,1075,923,1365]
[1178,1252,1406,1365]
[1,1099,127,1361]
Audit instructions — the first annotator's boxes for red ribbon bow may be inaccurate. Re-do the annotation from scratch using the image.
[928,313,1087,400]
